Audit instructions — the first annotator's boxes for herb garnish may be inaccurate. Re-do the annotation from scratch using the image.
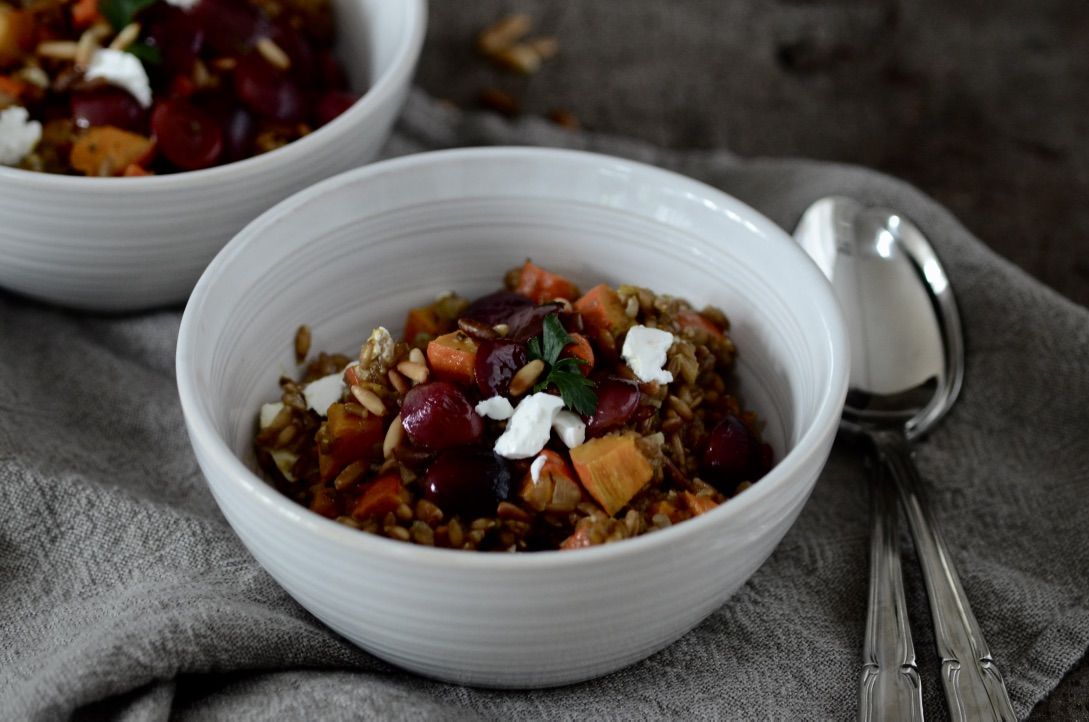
[125,41,162,65]
[528,314,598,416]
[100,0,159,32]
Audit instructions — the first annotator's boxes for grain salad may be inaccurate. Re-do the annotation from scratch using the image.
[254,261,775,552]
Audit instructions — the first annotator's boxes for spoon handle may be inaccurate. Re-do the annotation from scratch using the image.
[872,430,1016,722]
[859,446,924,722]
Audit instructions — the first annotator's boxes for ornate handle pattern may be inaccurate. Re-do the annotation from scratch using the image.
[859,445,924,722]
[871,429,1017,722]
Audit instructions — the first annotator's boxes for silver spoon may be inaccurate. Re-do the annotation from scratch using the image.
[794,197,1016,722]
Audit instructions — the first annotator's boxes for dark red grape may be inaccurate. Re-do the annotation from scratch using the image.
[70,88,147,133]
[150,99,223,170]
[233,53,306,123]
[587,378,640,436]
[401,382,484,450]
[145,6,204,73]
[190,0,270,55]
[463,291,533,327]
[317,50,348,89]
[424,448,511,518]
[504,303,562,342]
[315,90,359,126]
[475,340,528,397]
[221,106,256,161]
[270,23,316,82]
[700,415,758,493]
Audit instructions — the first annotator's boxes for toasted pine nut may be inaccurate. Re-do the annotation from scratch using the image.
[351,385,386,416]
[293,324,311,364]
[509,359,545,396]
[395,503,413,521]
[408,347,426,365]
[211,57,237,71]
[37,41,79,60]
[15,66,49,89]
[624,296,639,318]
[396,361,429,384]
[386,525,410,541]
[76,29,99,66]
[388,369,409,394]
[492,323,510,337]
[383,414,404,458]
[256,37,291,70]
[476,13,531,54]
[493,44,541,74]
[109,22,141,51]
[527,36,558,60]
[192,58,211,88]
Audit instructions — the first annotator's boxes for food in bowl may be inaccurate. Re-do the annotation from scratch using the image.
[254,260,774,551]
[0,0,359,175]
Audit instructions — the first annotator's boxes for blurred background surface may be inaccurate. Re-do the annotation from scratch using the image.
[420,0,1089,309]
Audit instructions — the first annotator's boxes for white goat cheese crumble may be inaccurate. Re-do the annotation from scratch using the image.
[621,325,675,384]
[551,410,585,448]
[529,454,548,483]
[494,392,565,459]
[0,107,42,166]
[85,49,152,108]
[475,395,515,421]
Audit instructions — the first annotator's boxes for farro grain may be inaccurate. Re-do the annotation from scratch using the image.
[256,37,291,69]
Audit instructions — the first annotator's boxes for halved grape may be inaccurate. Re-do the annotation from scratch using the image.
[71,88,146,133]
[475,340,527,397]
[400,382,484,449]
[587,378,640,436]
[315,90,359,126]
[145,6,204,73]
[233,52,306,123]
[424,448,511,518]
[700,415,758,493]
[190,0,270,55]
[150,99,223,170]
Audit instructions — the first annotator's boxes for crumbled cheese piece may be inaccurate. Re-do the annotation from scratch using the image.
[494,392,565,459]
[85,49,152,108]
[259,402,285,428]
[551,410,586,448]
[270,449,298,481]
[164,0,199,9]
[303,372,346,416]
[530,454,548,483]
[475,395,515,420]
[621,325,675,384]
[0,107,42,166]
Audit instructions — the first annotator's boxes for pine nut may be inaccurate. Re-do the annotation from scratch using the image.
[37,42,79,60]
[383,414,404,458]
[387,369,409,394]
[476,13,531,55]
[508,359,545,396]
[396,361,429,384]
[256,37,291,70]
[350,385,386,416]
[408,347,426,365]
[108,22,141,51]
[493,323,510,337]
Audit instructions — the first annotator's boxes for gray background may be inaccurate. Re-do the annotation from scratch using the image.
[420,0,1089,309]
[417,0,1088,717]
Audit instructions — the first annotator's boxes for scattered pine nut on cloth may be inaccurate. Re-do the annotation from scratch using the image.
[1,89,1088,719]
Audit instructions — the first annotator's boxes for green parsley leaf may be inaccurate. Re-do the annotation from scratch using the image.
[126,41,161,65]
[100,0,159,32]
[527,314,598,414]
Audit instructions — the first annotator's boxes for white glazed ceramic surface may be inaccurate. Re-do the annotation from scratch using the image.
[177,148,850,688]
[0,0,426,312]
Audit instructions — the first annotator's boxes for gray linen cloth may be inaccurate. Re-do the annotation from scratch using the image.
[2,90,1087,721]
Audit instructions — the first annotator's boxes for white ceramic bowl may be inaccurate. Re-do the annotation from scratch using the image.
[177,147,849,688]
[0,0,426,312]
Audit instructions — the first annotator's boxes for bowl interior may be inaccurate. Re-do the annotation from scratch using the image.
[184,149,844,523]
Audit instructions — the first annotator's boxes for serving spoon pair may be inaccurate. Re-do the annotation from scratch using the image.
[793,197,1016,721]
